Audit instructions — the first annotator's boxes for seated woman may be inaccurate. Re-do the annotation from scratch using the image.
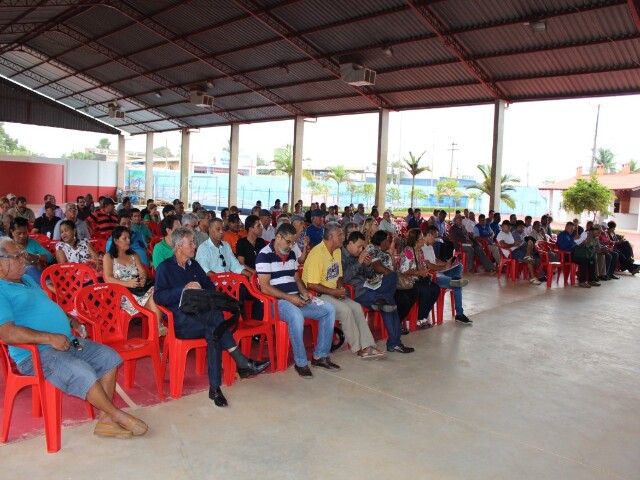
[10,216,52,282]
[143,203,160,225]
[399,228,441,329]
[361,217,379,245]
[102,226,167,336]
[55,219,102,271]
[604,221,638,274]
[0,212,12,237]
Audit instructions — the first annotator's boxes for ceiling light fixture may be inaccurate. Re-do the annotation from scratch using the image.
[527,20,547,33]
[206,81,214,89]
[382,46,393,57]
[280,64,290,74]
[155,91,162,98]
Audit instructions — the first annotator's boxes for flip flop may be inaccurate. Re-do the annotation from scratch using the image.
[119,416,149,436]
[359,346,385,360]
[93,422,133,439]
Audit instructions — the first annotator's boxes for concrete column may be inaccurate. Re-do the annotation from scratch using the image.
[117,134,125,191]
[145,132,154,200]
[375,109,390,210]
[228,123,239,207]
[489,100,506,211]
[180,129,190,205]
[292,116,304,206]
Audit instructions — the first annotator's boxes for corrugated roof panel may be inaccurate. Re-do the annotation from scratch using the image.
[86,61,143,84]
[190,16,278,54]
[245,62,334,90]
[99,25,165,57]
[385,84,495,108]
[152,0,247,36]
[128,43,197,72]
[272,79,356,101]
[111,76,169,96]
[58,46,111,71]
[217,39,309,73]
[28,31,82,57]
[297,95,375,115]
[376,62,476,91]
[64,6,133,39]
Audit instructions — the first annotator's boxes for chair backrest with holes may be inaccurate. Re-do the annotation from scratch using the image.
[41,263,99,312]
[75,284,128,344]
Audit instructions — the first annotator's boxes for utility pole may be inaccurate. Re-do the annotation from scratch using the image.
[590,104,600,172]
[448,141,459,179]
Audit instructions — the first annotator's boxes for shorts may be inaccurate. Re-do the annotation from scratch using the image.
[17,339,123,400]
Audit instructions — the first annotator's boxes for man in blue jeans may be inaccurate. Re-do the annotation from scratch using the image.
[341,231,415,353]
[154,227,270,407]
[256,223,338,378]
[422,225,472,324]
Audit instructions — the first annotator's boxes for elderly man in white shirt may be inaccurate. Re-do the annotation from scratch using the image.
[52,202,90,240]
[378,211,396,234]
[461,212,476,234]
[196,218,253,278]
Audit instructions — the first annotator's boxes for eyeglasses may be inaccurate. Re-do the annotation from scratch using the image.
[219,254,226,267]
[278,234,295,247]
[0,252,25,260]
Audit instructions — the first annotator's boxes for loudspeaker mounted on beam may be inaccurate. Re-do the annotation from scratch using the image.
[190,86,214,107]
[340,63,376,86]
[108,102,125,119]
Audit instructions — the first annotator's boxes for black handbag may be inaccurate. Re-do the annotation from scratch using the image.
[128,278,154,297]
[179,289,241,344]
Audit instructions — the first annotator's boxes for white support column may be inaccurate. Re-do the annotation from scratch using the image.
[180,129,190,205]
[489,100,506,211]
[375,109,390,211]
[145,132,154,200]
[228,123,240,208]
[292,116,304,206]
[117,134,125,191]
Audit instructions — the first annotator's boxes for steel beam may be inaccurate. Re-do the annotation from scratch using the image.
[628,0,640,31]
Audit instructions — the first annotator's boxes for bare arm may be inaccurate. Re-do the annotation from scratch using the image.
[0,322,70,351]
[55,248,69,264]
[102,254,140,288]
[258,273,307,307]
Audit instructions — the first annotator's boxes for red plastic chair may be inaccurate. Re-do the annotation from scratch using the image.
[496,248,516,281]
[144,220,161,237]
[75,284,163,399]
[208,272,276,385]
[41,263,99,314]
[157,305,207,399]
[0,341,94,453]
[343,283,388,340]
[557,249,578,286]
[429,272,455,325]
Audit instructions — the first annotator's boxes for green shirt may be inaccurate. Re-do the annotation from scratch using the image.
[132,223,152,242]
[152,239,173,268]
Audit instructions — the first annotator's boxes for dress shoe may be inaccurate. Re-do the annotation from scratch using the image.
[294,365,313,378]
[209,387,228,407]
[609,274,620,280]
[588,281,601,287]
[237,359,271,379]
[387,343,415,353]
[311,357,341,370]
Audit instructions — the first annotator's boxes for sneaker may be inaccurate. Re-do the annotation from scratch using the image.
[455,314,473,325]
[387,343,415,354]
[578,282,591,288]
[588,281,601,287]
[529,278,541,285]
[294,365,313,379]
[450,278,469,288]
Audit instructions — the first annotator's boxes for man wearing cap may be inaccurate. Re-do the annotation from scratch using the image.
[305,209,325,247]
[8,196,36,223]
[87,197,118,233]
[584,223,617,281]
[53,202,90,241]
[291,214,310,263]
[259,209,276,243]
[32,202,61,238]
[6,193,17,210]
[222,213,247,254]
[353,203,367,226]
[36,194,64,219]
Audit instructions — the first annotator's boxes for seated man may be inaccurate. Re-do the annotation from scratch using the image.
[378,210,396,234]
[8,196,36,223]
[556,221,598,288]
[0,237,148,438]
[222,213,247,254]
[193,209,210,248]
[603,221,638,274]
[259,209,276,242]
[462,211,476,234]
[236,215,266,270]
[407,208,424,230]
[131,208,153,242]
[256,223,338,378]
[342,231,414,354]
[305,209,325,247]
[496,220,542,285]
[53,202,90,241]
[302,222,384,359]
[32,202,61,238]
[448,214,495,274]
[196,218,254,278]
[434,210,453,260]
[584,223,617,281]
[87,197,118,233]
[152,216,181,268]
[154,228,269,407]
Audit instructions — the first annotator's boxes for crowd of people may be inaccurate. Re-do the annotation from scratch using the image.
[1,192,637,441]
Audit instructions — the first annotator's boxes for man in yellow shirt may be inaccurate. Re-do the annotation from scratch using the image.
[302,222,384,359]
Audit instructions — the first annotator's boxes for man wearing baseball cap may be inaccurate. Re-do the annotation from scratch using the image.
[259,209,276,243]
[87,197,118,233]
[305,209,325,247]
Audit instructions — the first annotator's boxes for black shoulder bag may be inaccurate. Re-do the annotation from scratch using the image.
[179,289,241,346]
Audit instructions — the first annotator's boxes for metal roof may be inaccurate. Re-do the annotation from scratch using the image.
[1,0,639,135]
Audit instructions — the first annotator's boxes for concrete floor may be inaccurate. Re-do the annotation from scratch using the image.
[1,274,639,480]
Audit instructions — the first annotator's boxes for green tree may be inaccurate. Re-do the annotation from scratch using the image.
[388,159,405,186]
[316,183,331,202]
[0,123,32,155]
[347,182,358,204]
[465,164,520,210]
[403,150,431,208]
[97,137,111,149]
[467,192,481,210]
[413,188,429,206]
[270,144,294,205]
[325,165,349,206]
[357,183,375,207]
[153,146,172,158]
[386,186,401,207]
[62,151,96,160]
[256,154,268,167]
[594,147,616,173]
[562,174,615,221]
[629,160,640,172]
[436,179,462,218]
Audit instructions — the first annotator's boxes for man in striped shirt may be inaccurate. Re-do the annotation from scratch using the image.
[87,197,118,233]
[256,223,339,378]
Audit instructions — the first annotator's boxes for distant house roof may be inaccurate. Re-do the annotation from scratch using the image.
[541,165,640,191]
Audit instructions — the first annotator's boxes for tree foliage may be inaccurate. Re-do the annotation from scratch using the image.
[629,160,639,173]
[153,146,172,157]
[325,165,350,205]
[0,123,33,155]
[357,183,375,206]
[62,151,96,160]
[594,147,616,173]
[465,164,520,210]
[403,150,430,208]
[386,186,401,206]
[97,138,111,149]
[271,144,294,204]
[436,179,462,216]
[562,174,614,220]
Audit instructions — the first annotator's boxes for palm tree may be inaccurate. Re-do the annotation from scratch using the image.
[629,160,639,172]
[325,165,350,205]
[270,144,294,204]
[403,150,431,208]
[594,147,616,173]
[465,164,520,210]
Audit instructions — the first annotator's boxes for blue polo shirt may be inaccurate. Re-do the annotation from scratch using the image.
[556,231,577,252]
[0,275,72,364]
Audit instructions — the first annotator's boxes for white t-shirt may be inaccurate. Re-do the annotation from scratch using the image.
[496,231,517,258]
[462,218,476,234]
[421,244,437,264]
